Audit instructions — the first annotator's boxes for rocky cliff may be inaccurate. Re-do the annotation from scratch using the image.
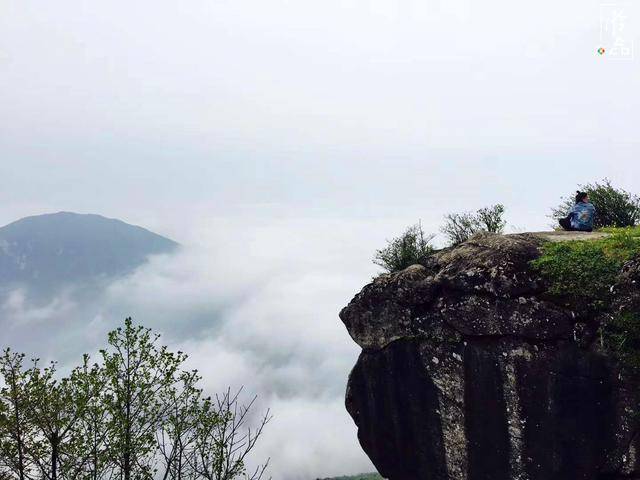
[341,232,640,480]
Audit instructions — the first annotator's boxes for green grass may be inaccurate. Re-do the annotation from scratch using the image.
[531,226,640,311]
[531,226,640,370]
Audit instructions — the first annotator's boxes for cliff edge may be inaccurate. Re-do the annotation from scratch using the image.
[341,232,640,480]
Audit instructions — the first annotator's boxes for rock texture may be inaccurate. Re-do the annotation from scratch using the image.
[341,233,640,480]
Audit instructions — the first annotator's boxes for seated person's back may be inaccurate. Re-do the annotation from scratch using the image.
[569,191,596,231]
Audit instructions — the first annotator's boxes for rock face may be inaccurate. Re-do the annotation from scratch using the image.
[341,233,639,480]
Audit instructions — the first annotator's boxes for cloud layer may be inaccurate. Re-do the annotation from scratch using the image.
[2,0,639,476]
[0,216,394,478]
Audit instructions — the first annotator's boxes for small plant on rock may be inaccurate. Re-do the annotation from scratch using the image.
[373,222,436,273]
[441,204,506,246]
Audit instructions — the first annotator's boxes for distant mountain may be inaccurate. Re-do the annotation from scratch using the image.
[0,212,178,292]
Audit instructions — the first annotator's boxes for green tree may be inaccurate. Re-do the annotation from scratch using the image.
[441,204,506,246]
[0,350,36,480]
[67,360,110,480]
[552,179,640,228]
[24,360,71,480]
[22,355,113,480]
[0,319,271,480]
[373,222,436,273]
[101,318,188,480]
[157,369,209,480]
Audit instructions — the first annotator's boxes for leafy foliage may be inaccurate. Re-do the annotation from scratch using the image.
[531,227,640,311]
[21,356,99,480]
[441,204,506,246]
[552,179,640,229]
[0,350,35,480]
[373,222,435,273]
[0,319,271,480]
[101,320,188,479]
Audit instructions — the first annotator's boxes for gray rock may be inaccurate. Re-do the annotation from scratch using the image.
[341,232,640,480]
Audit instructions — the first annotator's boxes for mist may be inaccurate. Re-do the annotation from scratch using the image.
[1,215,395,477]
[1,0,639,477]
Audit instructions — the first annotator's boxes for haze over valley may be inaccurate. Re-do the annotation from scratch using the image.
[1,0,638,478]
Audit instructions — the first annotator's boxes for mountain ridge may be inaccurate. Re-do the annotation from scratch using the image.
[0,211,178,293]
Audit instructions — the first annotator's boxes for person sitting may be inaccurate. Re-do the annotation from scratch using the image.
[559,191,596,232]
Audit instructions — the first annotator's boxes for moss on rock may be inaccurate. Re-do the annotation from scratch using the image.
[531,227,640,309]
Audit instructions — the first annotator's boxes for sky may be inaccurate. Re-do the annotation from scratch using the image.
[1,0,639,478]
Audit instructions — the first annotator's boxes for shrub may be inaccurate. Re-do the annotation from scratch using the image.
[441,204,506,246]
[552,179,640,229]
[373,222,436,273]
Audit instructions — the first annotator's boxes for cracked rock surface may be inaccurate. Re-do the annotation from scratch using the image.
[340,232,640,480]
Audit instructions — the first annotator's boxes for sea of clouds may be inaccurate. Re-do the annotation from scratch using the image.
[0,214,418,479]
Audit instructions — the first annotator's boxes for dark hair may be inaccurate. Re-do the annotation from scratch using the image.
[575,191,588,203]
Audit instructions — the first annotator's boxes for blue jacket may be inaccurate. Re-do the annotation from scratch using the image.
[570,202,596,230]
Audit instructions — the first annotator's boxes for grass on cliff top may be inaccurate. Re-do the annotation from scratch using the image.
[532,226,640,371]
[531,226,640,310]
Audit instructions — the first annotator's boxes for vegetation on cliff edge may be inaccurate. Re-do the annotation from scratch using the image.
[531,226,640,309]
[531,226,640,371]
[373,222,435,273]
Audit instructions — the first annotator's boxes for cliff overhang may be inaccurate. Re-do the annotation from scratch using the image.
[341,232,640,480]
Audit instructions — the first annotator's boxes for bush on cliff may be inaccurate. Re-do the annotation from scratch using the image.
[373,222,435,273]
[441,204,506,246]
[552,179,640,228]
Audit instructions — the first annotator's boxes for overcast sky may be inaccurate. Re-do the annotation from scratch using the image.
[1,0,639,478]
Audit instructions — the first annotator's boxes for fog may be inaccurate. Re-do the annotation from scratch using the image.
[1,216,388,477]
[1,0,639,477]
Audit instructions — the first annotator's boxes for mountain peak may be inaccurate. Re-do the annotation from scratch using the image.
[0,212,178,290]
